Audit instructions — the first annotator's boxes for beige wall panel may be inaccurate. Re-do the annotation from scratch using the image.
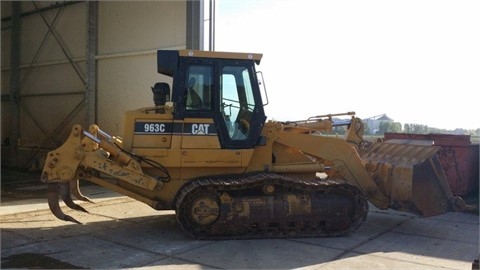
[99,1,186,54]
[19,95,85,146]
[2,2,12,95]
[1,70,10,95]
[1,1,88,167]
[97,1,186,136]
[1,28,11,69]
[1,0,189,168]
[20,63,86,95]
[1,1,11,17]
[1,0,12,149]
[36,3,87,63]
[19,14,50,64]
[1,103,11,145]
[97,54,172,136]
[21,1,62,14]
[18,3,86,65]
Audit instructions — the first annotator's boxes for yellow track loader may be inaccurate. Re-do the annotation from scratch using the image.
[41,50,468,239]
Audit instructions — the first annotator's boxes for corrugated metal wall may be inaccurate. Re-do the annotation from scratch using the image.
[1,1,196,169]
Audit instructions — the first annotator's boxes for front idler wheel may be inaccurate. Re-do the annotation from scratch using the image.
[190,191,220,226]
[177,189,221,238]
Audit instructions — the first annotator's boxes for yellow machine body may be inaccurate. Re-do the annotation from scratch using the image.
[41,50,468,239]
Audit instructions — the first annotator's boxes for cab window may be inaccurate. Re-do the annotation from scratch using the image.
[186,65,212,110]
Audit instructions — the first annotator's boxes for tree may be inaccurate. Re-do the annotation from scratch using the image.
[378,121,402,135]
[404,123,428,134]
[362,121,371,135]
[332,125,346,135]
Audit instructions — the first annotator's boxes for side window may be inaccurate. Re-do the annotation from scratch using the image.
[221,74,240,138]
[186,65,212,110]
[221,66,256,140]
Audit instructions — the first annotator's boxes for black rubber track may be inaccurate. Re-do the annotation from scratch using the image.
[175,173,368,240]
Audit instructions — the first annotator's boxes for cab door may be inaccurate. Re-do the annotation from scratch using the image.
[178,59,244,169]
[214,60,267,149]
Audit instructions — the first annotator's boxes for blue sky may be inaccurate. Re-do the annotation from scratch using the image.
[215,0,480,130]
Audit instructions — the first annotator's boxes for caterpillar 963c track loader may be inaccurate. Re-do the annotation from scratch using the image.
[41,50,468,239]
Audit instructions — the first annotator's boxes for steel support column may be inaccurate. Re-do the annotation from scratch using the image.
[9,2,21,167]
[86,1,98,125]
[208,0,215,51]
[186,0,203,50]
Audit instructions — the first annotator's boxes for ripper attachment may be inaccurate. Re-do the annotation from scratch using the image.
[41,125,126,224]
[41,124,165,224]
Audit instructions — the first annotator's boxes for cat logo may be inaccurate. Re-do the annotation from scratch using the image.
[191,124,210,135]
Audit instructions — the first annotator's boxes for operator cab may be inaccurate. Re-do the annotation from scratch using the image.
[156,50,267,149]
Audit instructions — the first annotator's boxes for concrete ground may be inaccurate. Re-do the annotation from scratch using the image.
[1,168,479,269]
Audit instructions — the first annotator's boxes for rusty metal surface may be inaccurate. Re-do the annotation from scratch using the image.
[385,133,479,196]
[362,139,465,217]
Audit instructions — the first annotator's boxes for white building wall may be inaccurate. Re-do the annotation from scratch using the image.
[97,1,186,135]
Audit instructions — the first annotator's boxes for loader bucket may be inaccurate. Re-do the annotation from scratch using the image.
[362,139,467,217]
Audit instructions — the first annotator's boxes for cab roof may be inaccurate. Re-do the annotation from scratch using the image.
[157,49,263,77]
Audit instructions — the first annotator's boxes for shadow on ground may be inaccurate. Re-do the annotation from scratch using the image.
[2,167,479,269]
